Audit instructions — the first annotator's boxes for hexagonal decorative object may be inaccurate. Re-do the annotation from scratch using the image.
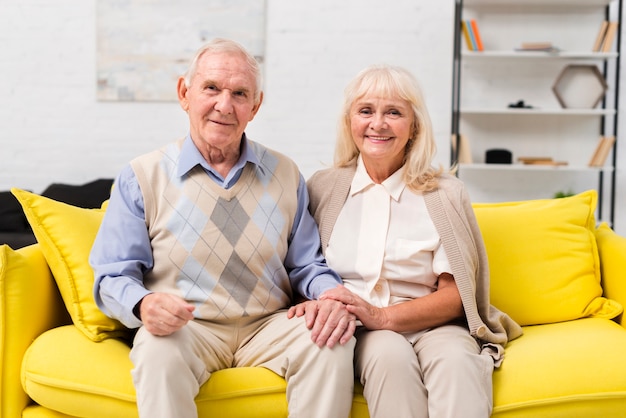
[552,64,608,109]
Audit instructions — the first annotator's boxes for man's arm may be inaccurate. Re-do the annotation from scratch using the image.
[89,165,154,329]
[284,175,355,347]
[284,175,343,299]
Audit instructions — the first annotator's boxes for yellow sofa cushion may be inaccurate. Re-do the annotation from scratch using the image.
[22,326,289,417]
[473,190,621,326]
[492,318,626,417]
[0,244,69,418]
[595,222,626,326]
[22,325,369,418]
[11,189,127,342]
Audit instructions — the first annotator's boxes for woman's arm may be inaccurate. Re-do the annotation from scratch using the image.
[321,273,464,333]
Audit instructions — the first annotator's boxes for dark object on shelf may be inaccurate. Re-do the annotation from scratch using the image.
[508,100,534,109]
[486,149,512,164]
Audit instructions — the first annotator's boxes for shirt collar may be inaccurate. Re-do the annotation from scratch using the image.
[176,133,263,179]
[350,155,406,201]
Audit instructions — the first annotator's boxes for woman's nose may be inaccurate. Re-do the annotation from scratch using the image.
[370,114,387,130]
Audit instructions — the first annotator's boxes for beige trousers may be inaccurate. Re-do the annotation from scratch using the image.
[356,324,494,418]
[130,311,355,418]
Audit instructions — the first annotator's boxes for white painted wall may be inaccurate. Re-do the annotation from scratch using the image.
[1,0,624,235]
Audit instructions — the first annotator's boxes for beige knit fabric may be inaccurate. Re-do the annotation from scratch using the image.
[307,166,522,366]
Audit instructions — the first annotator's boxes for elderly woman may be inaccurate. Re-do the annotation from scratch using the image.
[290,65,522,418]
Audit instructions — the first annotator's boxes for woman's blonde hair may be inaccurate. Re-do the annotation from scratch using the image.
[335,64,442,191]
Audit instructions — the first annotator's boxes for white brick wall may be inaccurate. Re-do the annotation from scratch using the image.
[255,1,454,179]
[1,0,624,234]
[0,0,452,190]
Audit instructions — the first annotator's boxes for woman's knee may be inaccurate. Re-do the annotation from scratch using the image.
[356,330,418,375]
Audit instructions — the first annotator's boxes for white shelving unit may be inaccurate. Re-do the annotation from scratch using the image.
[451,0,621,224]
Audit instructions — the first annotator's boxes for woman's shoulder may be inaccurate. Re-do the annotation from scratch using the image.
[435,172,465,193]
[308,166,354,189]
[307,166,354,212]
[308,166,336,185]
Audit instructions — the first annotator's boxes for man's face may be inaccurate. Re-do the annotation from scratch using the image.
[178,51,262,153]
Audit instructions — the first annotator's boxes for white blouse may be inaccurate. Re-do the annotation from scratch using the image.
[326,157,451,309]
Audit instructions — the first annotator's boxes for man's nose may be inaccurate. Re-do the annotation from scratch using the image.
[214,91,234,114]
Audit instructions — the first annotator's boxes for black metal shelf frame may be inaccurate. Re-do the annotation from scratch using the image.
[450,0,621,226]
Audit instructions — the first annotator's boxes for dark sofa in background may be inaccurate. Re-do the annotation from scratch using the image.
[0,179,113,249]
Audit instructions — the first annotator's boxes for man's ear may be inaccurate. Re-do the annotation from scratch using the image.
[250,91,264,120]
[177,77,189,112]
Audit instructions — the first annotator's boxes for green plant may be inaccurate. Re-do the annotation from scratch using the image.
[554,189,575,199]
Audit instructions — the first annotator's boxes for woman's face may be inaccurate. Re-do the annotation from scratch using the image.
[349,94,414,174]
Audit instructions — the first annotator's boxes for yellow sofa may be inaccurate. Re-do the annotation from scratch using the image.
[1,188,626,417]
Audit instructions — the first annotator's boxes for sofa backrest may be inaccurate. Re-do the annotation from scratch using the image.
[472,190,622,327]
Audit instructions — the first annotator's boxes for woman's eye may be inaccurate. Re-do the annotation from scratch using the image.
[359,108,372,115]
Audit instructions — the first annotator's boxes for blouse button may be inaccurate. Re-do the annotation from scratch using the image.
[374,284,383,292]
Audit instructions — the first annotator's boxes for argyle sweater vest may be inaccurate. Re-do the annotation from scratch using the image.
[130,139,300,320]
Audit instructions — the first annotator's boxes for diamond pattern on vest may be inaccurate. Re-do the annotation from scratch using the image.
[211,196,249,246]
[135,139,298,320]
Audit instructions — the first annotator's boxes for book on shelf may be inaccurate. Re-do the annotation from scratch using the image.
[451,134,473,164]
[461,19,484,51]
[601,22,619,52]
[518,157,567,166]
[592,21,609,52]
[469,19,484,51]
[593,21,619,52]
[461,20,476,50]
[588,136,616,167]
[515,42,558,52]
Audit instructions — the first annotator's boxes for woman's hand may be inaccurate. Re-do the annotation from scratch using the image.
[320,285,390,331]
[322,275,463,334]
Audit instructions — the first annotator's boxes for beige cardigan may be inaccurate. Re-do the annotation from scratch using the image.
[307,166,523,366]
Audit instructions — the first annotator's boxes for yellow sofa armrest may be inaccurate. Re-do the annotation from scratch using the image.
[595,223,626,327]
[0,244,70,417]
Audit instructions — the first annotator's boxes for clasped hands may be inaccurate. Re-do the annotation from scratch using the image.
[138,285,383,349]
[288,284,387,348]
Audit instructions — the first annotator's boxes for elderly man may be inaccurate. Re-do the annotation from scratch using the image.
[90,38,356,418]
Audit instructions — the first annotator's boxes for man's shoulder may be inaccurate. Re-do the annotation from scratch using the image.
[247,139,299,172]
[131,139,183,166]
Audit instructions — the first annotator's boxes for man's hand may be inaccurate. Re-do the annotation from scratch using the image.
[138,293,195,336]
[288,297,356,348]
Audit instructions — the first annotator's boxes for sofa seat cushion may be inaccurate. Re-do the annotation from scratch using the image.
[492,317,626,417]
[22,326,293,417]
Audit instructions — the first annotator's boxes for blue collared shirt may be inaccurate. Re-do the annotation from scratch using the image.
[90,134,341,328]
